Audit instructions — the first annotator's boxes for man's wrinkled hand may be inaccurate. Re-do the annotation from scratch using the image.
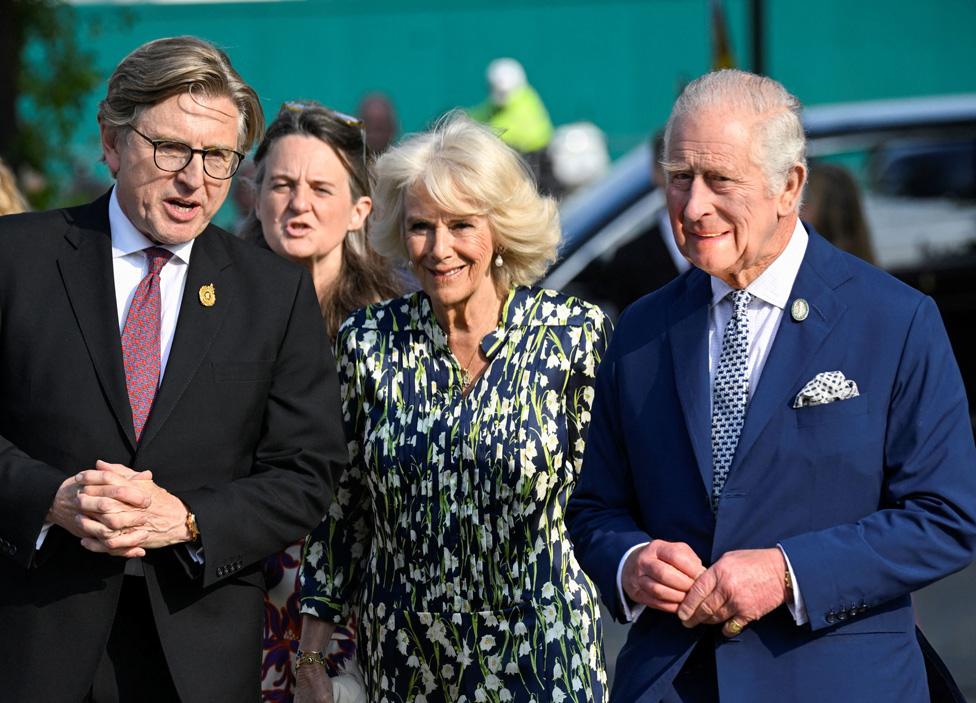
[47,462,154,557]
[677,547,787,636]
[77,460,191,553]
[622,539,706,613]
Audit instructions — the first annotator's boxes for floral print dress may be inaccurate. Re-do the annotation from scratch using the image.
[300,287,611,703]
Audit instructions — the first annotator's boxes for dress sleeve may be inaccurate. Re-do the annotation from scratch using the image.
[565,304,613,476]
[299,323,374,623]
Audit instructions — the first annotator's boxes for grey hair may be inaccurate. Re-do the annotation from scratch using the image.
[97,36,264,152]
[663,69,806,196]
[370,111,560,290]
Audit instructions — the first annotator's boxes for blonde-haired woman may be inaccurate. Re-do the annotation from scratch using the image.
[296,112,610,703]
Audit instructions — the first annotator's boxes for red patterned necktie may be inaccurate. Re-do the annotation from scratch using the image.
[122,246,173,441]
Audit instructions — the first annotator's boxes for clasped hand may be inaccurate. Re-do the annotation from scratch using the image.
[47,460,190,558]
[622,540,787,637]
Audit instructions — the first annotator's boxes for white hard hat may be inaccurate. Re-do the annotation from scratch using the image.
[549,122,610,190]
[487,58,527,105]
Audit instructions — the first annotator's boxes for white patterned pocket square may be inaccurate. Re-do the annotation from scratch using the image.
[793,371,859,409]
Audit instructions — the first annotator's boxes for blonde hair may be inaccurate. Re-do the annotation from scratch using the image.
[97,36,263,152]
[370,111,560,290]
[0,159,28,215]
[664,69,806,197]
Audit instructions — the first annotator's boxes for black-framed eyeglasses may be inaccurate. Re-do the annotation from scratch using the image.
[128,125,245,180]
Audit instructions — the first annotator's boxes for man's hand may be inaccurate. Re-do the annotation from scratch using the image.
[71,461,193,555]
[294,665,334,703]
[678,547,787,636]
[47,462,154,557]
[622,539,706,613]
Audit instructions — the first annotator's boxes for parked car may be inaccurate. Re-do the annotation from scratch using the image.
[545,93,976,425]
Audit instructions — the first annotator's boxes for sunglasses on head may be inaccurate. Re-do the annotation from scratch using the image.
[278,101,368,180]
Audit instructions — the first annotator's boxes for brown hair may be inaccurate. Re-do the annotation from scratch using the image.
[240,101,404,338]
[98,36,264,152]
[802,161,876,264]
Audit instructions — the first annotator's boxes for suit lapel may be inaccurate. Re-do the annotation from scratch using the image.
[730,232,851,474]
[667,269,714,494]
[57,193,137,449]
[138,227,232,448]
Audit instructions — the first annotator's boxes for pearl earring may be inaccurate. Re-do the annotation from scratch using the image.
[494,252,504,268]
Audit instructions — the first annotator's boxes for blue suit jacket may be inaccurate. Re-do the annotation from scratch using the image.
[566,229,976,702]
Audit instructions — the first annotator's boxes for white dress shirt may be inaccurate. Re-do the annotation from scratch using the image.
[617,218,810,625]
[36,188,195,550]
[109,188,194,371]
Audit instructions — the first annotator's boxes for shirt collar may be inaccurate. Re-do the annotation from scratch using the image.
[710,218,808,309]
[109,186,194,264]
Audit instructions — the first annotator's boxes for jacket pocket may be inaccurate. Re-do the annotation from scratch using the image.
[794,393,869,428]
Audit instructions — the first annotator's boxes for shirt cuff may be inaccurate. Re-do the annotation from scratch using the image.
[186,543,205,564]
[616,542,649,623]
[36,523,52,550]
[777,544,808,625]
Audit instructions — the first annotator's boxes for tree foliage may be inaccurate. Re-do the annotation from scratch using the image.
[1,0,102,208]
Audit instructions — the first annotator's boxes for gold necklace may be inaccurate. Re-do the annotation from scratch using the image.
[457,342,481,388]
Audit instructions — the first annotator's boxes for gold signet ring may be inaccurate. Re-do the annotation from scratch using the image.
[199,283,216,307]
[725,619,744,635]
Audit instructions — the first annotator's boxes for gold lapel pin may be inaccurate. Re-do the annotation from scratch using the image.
[791,298,809,322]
[199,283,216,307]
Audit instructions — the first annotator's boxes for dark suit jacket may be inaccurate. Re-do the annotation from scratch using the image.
[567,228,976,702]
[0,193,347,702]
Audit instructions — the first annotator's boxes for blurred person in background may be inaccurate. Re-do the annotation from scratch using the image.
[0,36,346,702]
[240,99,405,700]
[570,130,688,318]
[231,158,257,232]
[470,57,559,196]
[548,121,610,196]
[296,113,611,703]
[357,92,399,155]
[568,69,976,703]
[0,157,29,214]
[801,160,876,264]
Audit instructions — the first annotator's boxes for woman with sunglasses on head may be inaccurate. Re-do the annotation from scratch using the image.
[240,100,404,702]
[296,112,611,703]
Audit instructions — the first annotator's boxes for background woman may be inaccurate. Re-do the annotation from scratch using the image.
[240,100,403,701]
[296,113,611,703]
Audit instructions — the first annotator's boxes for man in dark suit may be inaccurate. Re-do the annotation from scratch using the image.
[0,37,346,701]
[567,69,976,701]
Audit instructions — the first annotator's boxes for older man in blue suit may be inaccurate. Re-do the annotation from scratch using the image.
[566,69,976,702]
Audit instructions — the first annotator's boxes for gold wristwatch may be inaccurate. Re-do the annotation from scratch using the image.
[185,510,200,543]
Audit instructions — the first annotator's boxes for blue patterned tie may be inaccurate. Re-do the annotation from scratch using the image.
[711,289,752,511]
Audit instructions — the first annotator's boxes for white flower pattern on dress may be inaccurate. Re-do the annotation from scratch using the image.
[300,287,611,702]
